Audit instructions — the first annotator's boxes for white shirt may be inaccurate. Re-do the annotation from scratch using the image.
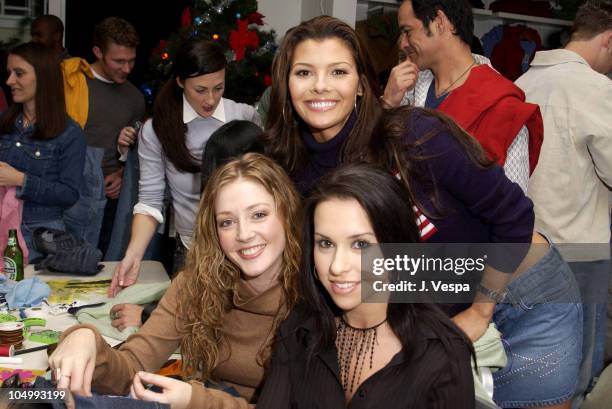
[133,97,260,249]
[516,49,612,261]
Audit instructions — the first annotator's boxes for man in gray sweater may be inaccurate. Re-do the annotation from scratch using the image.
[85,17,145,255]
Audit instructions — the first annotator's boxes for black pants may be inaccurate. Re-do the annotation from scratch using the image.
[97,197,118,258]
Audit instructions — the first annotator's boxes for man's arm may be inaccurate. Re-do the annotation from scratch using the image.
[503,125,530,193]
[381,59,419,108]
[584,89,612,187]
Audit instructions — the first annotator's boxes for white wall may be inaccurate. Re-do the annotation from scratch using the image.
[47,0,66,23]
[258,0,302,41]
[301,0,333,22]
[332,0,357,27]
[258,0,357,41]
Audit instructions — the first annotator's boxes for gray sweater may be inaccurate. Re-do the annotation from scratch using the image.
[85,76,145,176]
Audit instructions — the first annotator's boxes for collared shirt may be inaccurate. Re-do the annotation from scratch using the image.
[182,94,226,123]
[133,97,260,249]
[516,49,612,261]
[257,306,475,409]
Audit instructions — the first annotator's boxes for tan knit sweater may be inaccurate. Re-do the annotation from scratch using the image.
[61,272,286,408]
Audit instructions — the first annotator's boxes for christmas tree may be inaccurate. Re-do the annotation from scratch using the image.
[142,0,277,106]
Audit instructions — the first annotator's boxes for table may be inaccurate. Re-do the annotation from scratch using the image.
[3,261,169,373]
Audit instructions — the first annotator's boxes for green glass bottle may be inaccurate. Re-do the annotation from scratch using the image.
[3,229,24,281]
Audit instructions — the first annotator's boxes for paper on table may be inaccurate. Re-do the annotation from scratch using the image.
[45,278,111,305]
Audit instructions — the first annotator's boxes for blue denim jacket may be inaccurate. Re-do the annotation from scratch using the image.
[0,115,86,224]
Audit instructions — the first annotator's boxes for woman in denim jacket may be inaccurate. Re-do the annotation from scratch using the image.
[0,42,86,262]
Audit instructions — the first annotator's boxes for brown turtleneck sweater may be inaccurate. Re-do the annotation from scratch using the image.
[60,272,286,408]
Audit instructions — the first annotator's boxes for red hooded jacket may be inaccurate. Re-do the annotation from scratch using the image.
[439,64,543,173]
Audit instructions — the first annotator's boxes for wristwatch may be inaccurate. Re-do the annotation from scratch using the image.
[476,283,507,303]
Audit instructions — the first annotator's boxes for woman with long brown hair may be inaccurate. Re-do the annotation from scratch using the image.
[49,153,301,409]
[0,42,85,261]
[260,16,382,195]
[262,15,581,409]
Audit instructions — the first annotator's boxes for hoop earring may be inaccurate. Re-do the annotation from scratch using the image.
[313,267,320,281]
[354,96,358,116]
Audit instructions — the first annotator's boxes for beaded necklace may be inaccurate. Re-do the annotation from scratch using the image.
[335,316,387,394]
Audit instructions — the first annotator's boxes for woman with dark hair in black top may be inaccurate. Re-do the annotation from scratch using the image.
[257,164,475,409]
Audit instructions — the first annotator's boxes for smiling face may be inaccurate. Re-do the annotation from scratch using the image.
[178,69,225,118]
[216,178,286,292]
[93,42,136,84]
[6,54,36,109]
[288,38,362,142]
[314,197,379,315]
[397,0,438,69]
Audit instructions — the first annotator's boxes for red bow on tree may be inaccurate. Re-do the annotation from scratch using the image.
[181,7,192,28]
[247,12,265,26]
[229,19,260,61]
[153,40,167,57]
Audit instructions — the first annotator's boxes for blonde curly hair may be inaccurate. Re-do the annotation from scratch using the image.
[177,153,302,380]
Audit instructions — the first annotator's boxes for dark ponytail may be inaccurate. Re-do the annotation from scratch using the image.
[152,39,226,173]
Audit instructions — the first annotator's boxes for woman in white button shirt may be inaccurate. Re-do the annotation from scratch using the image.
[110,38,260,297]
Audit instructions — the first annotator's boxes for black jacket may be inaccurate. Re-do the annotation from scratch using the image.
[257,307,475,409]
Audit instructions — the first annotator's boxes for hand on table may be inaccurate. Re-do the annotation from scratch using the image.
[109,253,141,297]
[48,328,97,404]
[110,303,144,330]
[130,371,193,409]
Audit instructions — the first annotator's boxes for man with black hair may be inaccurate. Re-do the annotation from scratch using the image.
[516,1,612,406]
[31,14,70,60]
[382,0,543,193]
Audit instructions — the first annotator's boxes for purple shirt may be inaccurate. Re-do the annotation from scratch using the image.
[295,109,534,244]
[402,113,534,244]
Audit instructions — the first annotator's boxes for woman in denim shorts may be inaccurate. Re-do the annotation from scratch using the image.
[260,15,582,408]
[0,42,85,262]
[491,239,582,408]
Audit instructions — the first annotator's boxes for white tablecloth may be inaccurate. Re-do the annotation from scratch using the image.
[5,261,169,372]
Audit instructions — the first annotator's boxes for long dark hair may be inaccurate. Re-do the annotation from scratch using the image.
[261,15,382,176]
[367,106,494,218]
[0,42,66,139]
[200,119,263,191]
[301,164,473,370]
[153,38,226,173]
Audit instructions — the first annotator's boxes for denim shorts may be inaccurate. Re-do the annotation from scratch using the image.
[492,246,583,408]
